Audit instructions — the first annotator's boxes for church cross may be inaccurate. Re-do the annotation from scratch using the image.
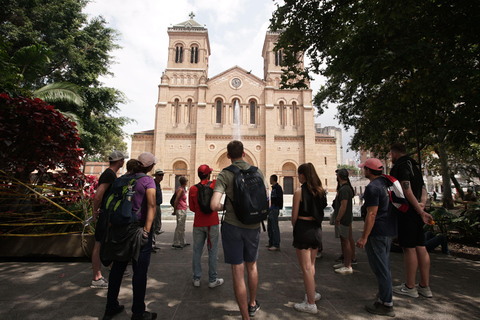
[189,12,195,19]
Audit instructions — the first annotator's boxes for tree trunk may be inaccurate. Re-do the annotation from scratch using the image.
[438,141,454,208]
[450,174,464,199]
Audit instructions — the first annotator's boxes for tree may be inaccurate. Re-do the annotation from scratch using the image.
[0,93,83,182]
[0,0,130,159]
[271,0,480,206]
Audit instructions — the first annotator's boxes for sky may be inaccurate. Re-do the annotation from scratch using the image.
[83,0,357,163]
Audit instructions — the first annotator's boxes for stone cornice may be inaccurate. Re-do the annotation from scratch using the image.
[315,136,336,144]
[274,136,304,142]
[166,134,196,140]
[205,134,266,141]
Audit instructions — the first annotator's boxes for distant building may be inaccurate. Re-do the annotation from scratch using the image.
[315,124,343,166]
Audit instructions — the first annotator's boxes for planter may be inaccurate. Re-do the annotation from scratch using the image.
[0,233,95,258]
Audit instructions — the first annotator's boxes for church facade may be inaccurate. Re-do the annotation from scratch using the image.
[131,18,337,194]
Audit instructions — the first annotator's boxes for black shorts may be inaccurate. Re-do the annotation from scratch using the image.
[397,212,425,248]
[292,219,322,250]
[94,212,108,242]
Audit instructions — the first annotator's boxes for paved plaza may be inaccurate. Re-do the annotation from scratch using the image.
[0,219,479,320]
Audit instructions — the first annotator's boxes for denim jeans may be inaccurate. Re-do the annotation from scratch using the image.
[365,235,394,306]
[192,225,219,282]
[106,231,152,316]
[267,208,280,248]
[173,209,187,246]
[425,231,449,254]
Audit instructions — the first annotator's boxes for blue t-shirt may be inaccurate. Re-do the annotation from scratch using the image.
[364,177,397,237]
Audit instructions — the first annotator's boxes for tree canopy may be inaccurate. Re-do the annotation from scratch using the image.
[0,0,130,159]
[271,0,480,204]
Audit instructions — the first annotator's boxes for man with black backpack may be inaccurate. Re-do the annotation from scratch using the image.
[211,140,269,319]
[188,164,224,289]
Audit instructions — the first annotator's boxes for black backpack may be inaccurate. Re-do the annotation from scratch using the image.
[196,181,214,214]
[224,165,269,225]
[170,191,176,207]
[103,173,147,225]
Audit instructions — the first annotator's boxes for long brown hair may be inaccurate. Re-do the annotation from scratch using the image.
[298,163,324,197]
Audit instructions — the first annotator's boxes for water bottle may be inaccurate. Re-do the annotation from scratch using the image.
[126,184,134,201]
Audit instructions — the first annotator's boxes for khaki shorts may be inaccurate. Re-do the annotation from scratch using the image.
[335,223,350,239]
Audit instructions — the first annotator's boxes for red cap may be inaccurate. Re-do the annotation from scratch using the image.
[198,164,213,175]
[358,158,383,171]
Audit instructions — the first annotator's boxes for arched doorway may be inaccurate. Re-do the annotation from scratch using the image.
[173,160,188,190]
[282,162,297,194]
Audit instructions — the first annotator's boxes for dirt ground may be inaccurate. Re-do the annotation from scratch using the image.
[448,242,480,261]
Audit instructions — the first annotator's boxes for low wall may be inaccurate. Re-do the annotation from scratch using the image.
[0,234,95,258]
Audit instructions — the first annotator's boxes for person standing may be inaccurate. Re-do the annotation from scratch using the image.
[291,163,325,314]
[91,151,125,288]
[103,152,158,320]
[211,140,267,319]
[390,143,433,299]
[151,169,164,252]
[333,168,355,274]
[172,176,189,249]
[267,175,283,251]
[356,158,397,317]
[189,164,224,288]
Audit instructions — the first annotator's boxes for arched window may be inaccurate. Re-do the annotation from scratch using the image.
[249,100,256,124]
[275,50,283,66]
[187,99,193,124]
[279,101,285,125]
[174,98,180,123]
[215,99,222,124]
[175,45,183,63]
[292,101,297,126]
[190,46,198,63]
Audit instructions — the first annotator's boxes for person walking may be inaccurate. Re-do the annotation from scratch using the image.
[291,163,326,314]
[172,176,189,249]
[103,152,158,320]
[151,169,164,252]
[390,143,433,299]
[267,174,283,251]
[91,151,125,289]
[189,164,224,288]
[356,158,397,317]
[211,140,268,319]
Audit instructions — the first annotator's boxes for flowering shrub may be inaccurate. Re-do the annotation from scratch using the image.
[0,93,83,183]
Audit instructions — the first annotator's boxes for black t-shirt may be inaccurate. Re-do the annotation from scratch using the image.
[390,156,424,214]
[98,168,117,207]
[271,183,284,209]
[334,184,353,226]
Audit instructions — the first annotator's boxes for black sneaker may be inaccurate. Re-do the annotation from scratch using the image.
[103,305,124,320]
[248,300,260,317]
[335,254,344,262]
[131,311,158,320]
[365,302,395,317]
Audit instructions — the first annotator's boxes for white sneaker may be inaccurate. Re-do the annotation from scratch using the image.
[208,278,224,288]
[393,283,419,298]
[294,301,317,314]
[304,292,321,302]
[91,277,108,288]
[335,267,353,274]
[417,285,433,298]
[193,279,200,287]
[333,263,344,269]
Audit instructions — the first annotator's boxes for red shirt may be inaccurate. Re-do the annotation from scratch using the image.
[189,179,219,227]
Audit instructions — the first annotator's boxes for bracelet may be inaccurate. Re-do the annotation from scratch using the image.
[142,229,149,236]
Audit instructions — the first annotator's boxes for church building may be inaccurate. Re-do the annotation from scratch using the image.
[131,17,337,194]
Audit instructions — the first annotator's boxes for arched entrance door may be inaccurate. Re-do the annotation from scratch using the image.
[173,160,188,190]
[282,162,296,194]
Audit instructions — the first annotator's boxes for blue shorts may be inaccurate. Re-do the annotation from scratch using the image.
[221,222,260,265]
